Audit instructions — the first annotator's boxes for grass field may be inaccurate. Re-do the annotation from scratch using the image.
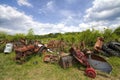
[0,52,120,80]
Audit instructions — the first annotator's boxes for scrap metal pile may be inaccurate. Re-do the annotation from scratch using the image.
[1,37,120,78]
[14,39,48,63]
[94,37,120,57]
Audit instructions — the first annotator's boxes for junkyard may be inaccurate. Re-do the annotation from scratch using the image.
[0,27,120,80]
[0,0,120,80]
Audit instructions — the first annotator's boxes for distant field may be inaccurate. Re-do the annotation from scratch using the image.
[0,52,120,80]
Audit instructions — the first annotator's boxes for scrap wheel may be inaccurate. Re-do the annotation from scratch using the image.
[85,67,96,78]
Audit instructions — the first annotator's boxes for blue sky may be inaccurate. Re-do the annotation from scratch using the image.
[0,0,120,35]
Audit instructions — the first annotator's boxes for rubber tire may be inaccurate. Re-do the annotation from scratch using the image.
[102,44,120,57]
[85,67,96,78]
[37,46,47,56]
[108,42,120,52]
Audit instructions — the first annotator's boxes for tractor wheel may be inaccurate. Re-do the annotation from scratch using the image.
[85,67,96,78]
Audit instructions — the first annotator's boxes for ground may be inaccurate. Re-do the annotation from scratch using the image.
[0,52,120,80]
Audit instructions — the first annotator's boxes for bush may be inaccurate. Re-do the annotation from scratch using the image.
[0,43,6,53]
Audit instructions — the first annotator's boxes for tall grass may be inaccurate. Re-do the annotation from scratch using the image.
[0,27,120,80]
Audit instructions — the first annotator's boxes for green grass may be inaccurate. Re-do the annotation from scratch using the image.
[0,52,120,80]
[108,57,120,77]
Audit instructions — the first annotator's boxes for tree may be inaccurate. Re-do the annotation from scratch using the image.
[0,31,7,39]
[26,28,35,40]
[114,26,120,36]
[13,33,26,41]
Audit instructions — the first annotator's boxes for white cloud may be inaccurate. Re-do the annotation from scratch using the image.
[39,1,82,26]
[59,9,82,26]
[46,1,54,11]
[1,0,120,35]
[0,27,13,33]
[0,5,82,35]
[39,1,55,14]
[81,0,120,31]
[0,5,43,34]
[84,0,120,21]
[60,10,76,17]
[79,21,108,31]
[17,0,33,7]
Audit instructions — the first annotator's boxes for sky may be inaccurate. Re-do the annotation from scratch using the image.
[0,0,120,35]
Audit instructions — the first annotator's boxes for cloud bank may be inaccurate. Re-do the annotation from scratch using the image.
[0,0,120,35]
[83,0,120,30]
[0,5,82,34]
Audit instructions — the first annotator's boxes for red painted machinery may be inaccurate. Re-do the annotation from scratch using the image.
[69,47,96,78]
[69,47,112,78]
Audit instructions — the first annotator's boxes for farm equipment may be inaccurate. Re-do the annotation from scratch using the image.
[94,37,120,57]
[59,55,74,69]
[43,54,59,63]
[14,44,47,63]
[94,37,104,52]
[4,43,13,53]
[69,47,112,78]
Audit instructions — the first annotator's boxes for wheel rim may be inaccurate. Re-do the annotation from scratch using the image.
[87,70,96,78]
[86,67,96,78]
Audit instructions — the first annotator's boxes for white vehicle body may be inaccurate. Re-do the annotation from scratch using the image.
[4,43,13,53]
